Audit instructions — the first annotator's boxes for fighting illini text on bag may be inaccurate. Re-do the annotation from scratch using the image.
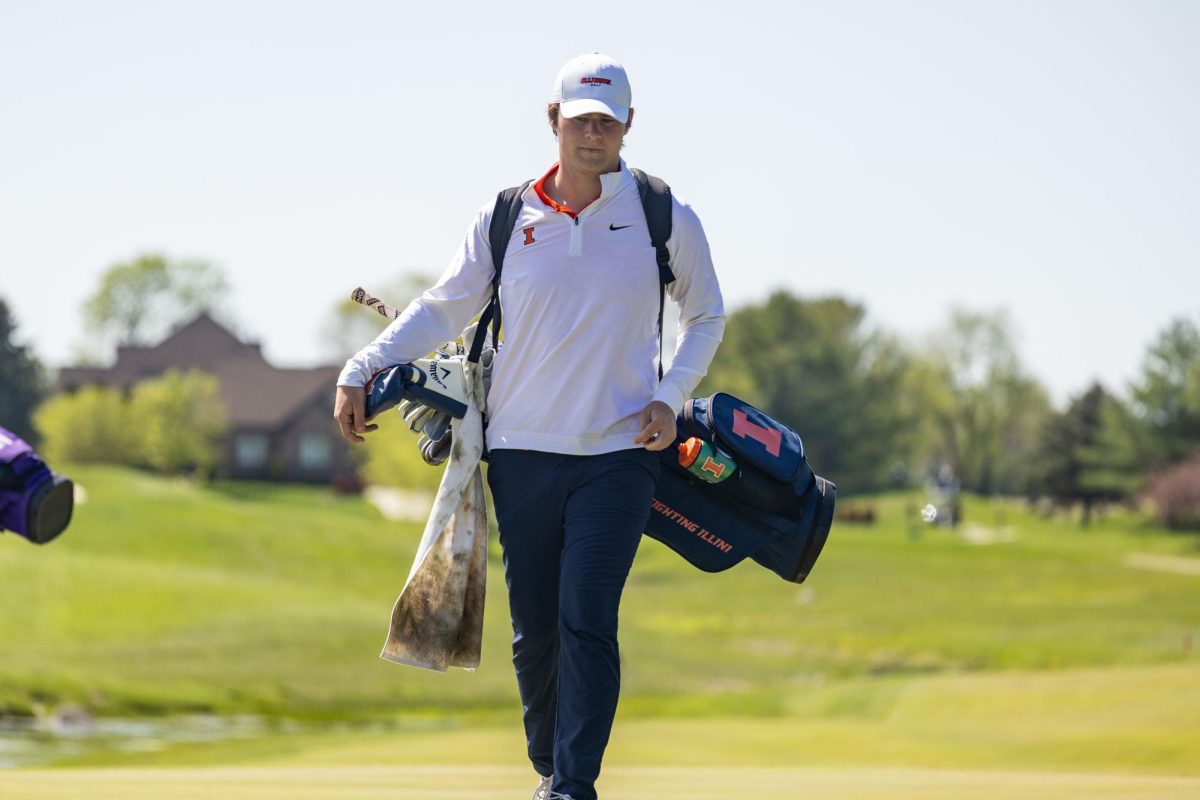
[644,393,836,583]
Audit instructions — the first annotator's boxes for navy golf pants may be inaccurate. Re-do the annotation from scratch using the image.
[487,447,660,800]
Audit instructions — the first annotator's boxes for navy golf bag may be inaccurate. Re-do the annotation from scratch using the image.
[0,427,74,545]
[644,393,836,583]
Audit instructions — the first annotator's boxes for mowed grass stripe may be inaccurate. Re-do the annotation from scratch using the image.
[44,666,1200,775]
[3,765,1198,800]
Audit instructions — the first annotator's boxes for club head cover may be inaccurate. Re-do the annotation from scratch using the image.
[408,355,469,419]
[364,364,417,419]
[0,429,74,545]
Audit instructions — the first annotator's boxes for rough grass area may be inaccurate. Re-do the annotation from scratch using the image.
[0,466,1197,779]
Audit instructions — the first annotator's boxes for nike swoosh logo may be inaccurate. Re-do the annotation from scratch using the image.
[609,224,632,231]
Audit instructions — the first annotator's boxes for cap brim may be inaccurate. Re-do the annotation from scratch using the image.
[560,98,629,124]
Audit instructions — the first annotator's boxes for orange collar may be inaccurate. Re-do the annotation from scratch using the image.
[533,164,600,218]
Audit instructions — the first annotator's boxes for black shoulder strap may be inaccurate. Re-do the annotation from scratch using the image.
[467,172,677,381]
[630,168,676,380]
[468,180,531,364]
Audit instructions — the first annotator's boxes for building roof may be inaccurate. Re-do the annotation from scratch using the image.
[59,313,341,432]
[211,358,338,428]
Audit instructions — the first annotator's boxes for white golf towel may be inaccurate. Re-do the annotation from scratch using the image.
[380,349,489,672]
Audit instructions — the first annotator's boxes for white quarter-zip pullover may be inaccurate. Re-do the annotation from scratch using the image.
[338,161,726,455]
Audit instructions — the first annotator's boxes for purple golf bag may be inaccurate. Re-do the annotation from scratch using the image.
[0,427,74,545]
[644,393,836,584]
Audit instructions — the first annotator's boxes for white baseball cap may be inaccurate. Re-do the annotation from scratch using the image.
[550,53,632,124]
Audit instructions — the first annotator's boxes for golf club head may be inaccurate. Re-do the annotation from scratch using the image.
[405,404,437,434]
[421,412,452,444]
[419,432,452,466]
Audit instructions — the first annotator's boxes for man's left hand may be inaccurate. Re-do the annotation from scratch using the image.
[634,400,676,452]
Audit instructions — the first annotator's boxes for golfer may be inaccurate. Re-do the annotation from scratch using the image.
[334,52,725,800]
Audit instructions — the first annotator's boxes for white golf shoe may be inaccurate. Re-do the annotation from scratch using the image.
[532,774,553,800]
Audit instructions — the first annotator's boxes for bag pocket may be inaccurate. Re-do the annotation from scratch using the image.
[682,393,815,516]
[685,393,805,483]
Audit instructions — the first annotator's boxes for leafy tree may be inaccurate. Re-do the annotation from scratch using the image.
[35,371,226,475]
[84,253,230,351]
[35,386,140,466]
[0,299,45,444]
[1128,316,1200,469]
[916,310,1051,495]
[128,370,228,475]
[699,292,917,493]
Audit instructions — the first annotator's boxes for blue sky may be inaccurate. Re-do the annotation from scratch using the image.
[1,0,1196,403]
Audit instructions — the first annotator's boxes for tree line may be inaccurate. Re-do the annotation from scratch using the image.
[699,291,1200,529]
[3,254,1199,529]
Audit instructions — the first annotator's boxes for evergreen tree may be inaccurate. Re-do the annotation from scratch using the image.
[1078,392,1147,505]
[1033,383,1127,524]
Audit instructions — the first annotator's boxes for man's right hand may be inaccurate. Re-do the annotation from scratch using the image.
[334,385,378,444]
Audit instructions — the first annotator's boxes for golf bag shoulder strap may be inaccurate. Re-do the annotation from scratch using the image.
[630,168,675,282]
[630,168,676,380]
[467,170,678,377]
[468,180,531,364]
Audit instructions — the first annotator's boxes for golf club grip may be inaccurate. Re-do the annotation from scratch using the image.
[350,286,401,319]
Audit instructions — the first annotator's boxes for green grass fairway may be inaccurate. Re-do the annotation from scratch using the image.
[3,765,1198,800]
[1,465,1198,784]
[2,466,1197,721]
